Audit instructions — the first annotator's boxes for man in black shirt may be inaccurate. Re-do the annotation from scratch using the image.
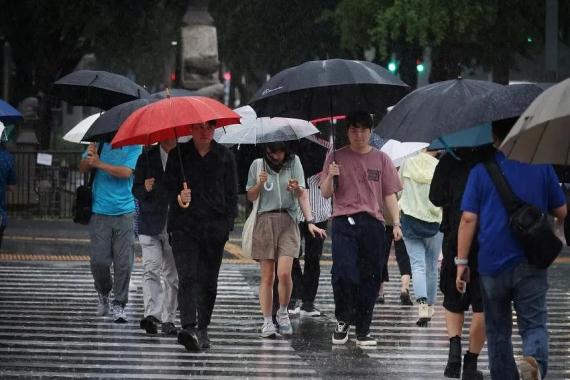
[164,122,238,351]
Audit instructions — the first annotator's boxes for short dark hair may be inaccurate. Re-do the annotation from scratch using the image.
[492,117,517,141]
[264,141,293,164]
[346,111,373,130]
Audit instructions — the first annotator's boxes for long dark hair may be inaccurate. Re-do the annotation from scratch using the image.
[263,142,294,172]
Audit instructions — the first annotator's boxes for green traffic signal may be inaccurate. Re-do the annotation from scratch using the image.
[388,62,397,73]
[416,63,425,73]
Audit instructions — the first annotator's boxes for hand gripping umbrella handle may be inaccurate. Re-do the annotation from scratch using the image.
[177,182,190,208]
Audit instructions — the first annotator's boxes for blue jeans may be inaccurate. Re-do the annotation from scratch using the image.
[404,233,442,305]
[331,213,385,336]
[480,260,549,379]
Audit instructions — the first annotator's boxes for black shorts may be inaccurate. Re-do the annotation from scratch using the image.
[440,261,483,313]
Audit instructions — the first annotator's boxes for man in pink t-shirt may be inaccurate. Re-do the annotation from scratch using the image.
[321,111,403,347]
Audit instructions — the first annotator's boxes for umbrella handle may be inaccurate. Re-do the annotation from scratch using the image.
[177,182,190,208]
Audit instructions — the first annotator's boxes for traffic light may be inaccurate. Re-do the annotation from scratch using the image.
[416,59,425,73]
[388,60,397,73]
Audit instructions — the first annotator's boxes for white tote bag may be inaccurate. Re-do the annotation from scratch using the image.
[241,159,262,259]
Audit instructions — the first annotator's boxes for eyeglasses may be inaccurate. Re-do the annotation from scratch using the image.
[196,123,216,132]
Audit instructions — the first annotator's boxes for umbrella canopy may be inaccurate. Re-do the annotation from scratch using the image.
[249,59,409,120]
[500,77,570,165]
[380,139,429,167]
[151,88,194,99]
[52,70,150,110]
[63,113,102,144]
[452,83,544,130]
[428,123,492,150]
[0,121,5,140]
[0,99,22,123]
[111,96,240,148]
[214,106,319,145]
[83,98,155,142]
[377,78,504,142]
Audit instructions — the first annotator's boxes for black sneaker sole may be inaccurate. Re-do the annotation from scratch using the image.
[140,319,158,334]
[113,317,128,324]
[416,317,430,327]
[178,330,200,351]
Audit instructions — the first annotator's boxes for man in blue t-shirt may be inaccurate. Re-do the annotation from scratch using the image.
[457,119,567,380]
[80,142,141,323]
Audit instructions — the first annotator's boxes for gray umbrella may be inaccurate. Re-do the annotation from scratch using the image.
[82,98,156,142]
[377,77,504,142]
[452,83,544,130]
[52,70,150,110]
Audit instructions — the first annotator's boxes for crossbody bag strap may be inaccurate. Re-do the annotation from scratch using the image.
[252,159,262,213]
[482,159,522,215]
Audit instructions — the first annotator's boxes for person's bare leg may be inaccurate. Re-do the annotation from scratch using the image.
[400,274,410,292]
[446,310,464,338]
[259,260,276,317]
[277,256,294,307]
[468,312,486,354]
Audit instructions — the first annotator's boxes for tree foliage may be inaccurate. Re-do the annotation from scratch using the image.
[370,0,545,83]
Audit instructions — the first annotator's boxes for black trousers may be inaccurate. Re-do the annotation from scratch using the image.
[170,219,228,330]
[291,220,328,303]
[0,225,5,250]
[380,225,412,283]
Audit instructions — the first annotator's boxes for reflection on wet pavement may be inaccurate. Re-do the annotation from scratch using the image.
[1,261,570,379]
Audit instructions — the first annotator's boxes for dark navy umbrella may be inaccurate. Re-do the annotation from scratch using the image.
[452,83,544,131]
[0,99,22,123]
[377,77,504,143]
[82,98,156,142]
[52,70,150,110]
[249,59,409,120]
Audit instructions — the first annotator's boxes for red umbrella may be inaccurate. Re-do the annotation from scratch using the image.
[111,96,240,208]
[111,96,239,148]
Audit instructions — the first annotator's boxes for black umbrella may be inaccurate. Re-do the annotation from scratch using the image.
[52,70,150,110]
[452,83,544,130]
[377,77,504,143]
[249,59,409,120]
[82,98,156,142]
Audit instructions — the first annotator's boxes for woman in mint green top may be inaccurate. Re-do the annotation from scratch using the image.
[246,142,326,338]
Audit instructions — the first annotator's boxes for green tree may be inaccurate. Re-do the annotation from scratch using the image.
[371,0,544,84]
[210,0,341,103]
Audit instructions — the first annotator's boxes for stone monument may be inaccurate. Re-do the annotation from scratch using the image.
[180,0,221,92]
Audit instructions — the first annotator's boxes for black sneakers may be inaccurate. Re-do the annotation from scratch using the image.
[332,321,350,344]
[400,289,413,305]
[196,328,210,349]
[300,302,321,316]
[161,322,179,336]
[355,334,377,346]
[178,327,200,352]
[140,315,160,334]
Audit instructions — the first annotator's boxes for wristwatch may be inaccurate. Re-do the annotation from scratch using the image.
[454,257,469,266]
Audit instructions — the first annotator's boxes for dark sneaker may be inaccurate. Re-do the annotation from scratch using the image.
[112,303,127,323]
[178,327,200,352]
[400,289,413,306]
[96,294,110,316]
[288,299,300,315]
[300,302,321,317]
[196,328,210,349]
[332,321,350,345]
[355,334,377,346]
[518,356,541,380]
[161,322,179,336]
[140,316,160,334]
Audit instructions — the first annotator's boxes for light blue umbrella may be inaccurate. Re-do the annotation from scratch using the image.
[428,123,492,150]
[0,99,22,122]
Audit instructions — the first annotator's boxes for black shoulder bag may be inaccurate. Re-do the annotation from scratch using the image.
[73,144,103,225]
[483,159,562,268]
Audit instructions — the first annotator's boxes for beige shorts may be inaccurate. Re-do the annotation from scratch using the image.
[251,212,300,260]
